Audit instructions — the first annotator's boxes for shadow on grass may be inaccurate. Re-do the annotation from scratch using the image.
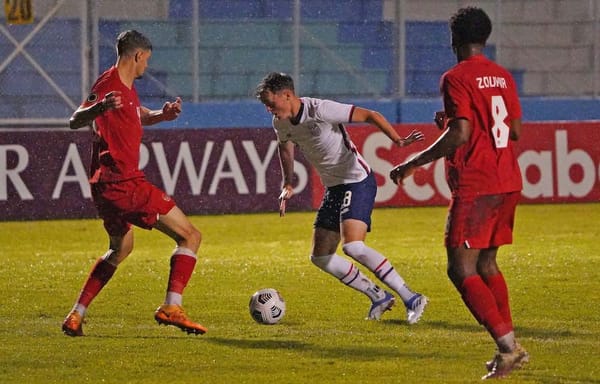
[519,371,600,384]
[406,319,483,333]
[397,320,587,342]
[206,337,441,360]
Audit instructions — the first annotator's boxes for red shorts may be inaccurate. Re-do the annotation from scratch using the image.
[92,177,176,237]
[445,192,520,249]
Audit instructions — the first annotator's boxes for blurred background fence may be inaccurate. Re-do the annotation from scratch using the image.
[0,0,599,126]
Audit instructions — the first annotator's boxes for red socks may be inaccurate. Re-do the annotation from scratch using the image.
[77,258,117,308]
[167,254,197,294]
[460,275,513,339]
[484,273,513,329]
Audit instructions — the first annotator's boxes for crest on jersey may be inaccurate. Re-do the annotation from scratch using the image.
[309,123,321,136]
[87,93,98,103]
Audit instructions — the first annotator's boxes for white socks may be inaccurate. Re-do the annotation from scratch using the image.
[342,241,416,303]
[310,254,385,302]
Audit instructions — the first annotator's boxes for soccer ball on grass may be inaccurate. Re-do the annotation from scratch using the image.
[249,288,286,325]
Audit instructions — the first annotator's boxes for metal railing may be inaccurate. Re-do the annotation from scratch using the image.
[0,0,598,126]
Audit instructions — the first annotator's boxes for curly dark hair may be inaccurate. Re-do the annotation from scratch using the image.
[450,7,492,47]
[255,72,295,97]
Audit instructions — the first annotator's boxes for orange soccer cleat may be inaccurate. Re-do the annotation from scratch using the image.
[62,310,84,337]
[154,304,207,335]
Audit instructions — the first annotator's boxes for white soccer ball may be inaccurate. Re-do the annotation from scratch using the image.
[249,288,286,325]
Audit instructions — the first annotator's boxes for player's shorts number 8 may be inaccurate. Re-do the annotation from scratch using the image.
[342,191,352,209]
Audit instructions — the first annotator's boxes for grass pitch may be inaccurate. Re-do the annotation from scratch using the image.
[0,203,598,383]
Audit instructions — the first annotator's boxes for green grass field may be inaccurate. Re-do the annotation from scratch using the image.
[1,203,599,383]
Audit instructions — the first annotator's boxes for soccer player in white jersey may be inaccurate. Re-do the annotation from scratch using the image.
[255,72,428,323]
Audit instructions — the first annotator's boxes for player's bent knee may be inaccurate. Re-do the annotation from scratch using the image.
[184,228,201,252]
[310,254,333,270]
[342,241,366,262]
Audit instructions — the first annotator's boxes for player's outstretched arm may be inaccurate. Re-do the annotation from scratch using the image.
[351,107,424,147]
[140,97,182,126]
[277,141,295,217]
[390,118,471,185]
[69,91,122,130]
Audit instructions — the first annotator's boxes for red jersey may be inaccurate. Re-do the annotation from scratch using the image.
[440,55,523,197]
[83,66,144,183]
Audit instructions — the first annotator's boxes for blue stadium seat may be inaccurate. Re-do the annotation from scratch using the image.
[215,46,293,74]
[312,69,389,96]
[0,69,80,98]
[301,45,364,72]
[362,45,394,70]
[136,70,168,98]
[406,21,450,47]
[406,71,441,97]
[6,96,74,118]
[199,21,282,47]
[119,21,181,47]
[338,20,394,44]
[299,0,382,21]
[2,18,81,46]
[211,73,254,98]
[169,0,381,21]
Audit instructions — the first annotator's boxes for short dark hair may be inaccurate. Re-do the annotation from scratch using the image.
[450,7,492,47]
[116,30,152,57]
[255,72,294,97]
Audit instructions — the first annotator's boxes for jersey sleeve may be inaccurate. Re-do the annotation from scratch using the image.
[442,72,472,122]
[81,74,111,108]
[314,99,354,123]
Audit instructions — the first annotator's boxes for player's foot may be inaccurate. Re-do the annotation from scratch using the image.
[405,293,428,324]
[482,344,529,380]
[367,291,395,320]
[485,342,529,372]
[154,304,207,335]
[62,310,84,337]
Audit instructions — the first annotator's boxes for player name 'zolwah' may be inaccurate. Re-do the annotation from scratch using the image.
[476,76,507,89]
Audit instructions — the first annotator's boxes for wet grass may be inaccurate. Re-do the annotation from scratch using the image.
[0,204,598,383]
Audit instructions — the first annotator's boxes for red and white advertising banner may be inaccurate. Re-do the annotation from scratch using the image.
[319,121,600,208]
[0,128,310,221]
[1,121,599,221]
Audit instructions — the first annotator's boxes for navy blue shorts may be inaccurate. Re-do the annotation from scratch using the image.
[314,172,376,232]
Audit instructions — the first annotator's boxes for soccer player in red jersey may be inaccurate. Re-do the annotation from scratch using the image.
[389,7,529,379]
[63,30,206,336]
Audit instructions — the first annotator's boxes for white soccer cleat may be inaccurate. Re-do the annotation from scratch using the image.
[367,291,396,320]
[406,294,428,324]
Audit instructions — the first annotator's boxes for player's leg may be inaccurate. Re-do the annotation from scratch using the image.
[310,226,391,319]
[152,205,206,334]
[62,227,133,336]
[478,248,513,330]
[479,191,520,330]
[478,192,528,377]
[338,173,427,323]
[447,246,526,376]
[310,186,389,319]
[154,205,201,305]
[447,245,511,339]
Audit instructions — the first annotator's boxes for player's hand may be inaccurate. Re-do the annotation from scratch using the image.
[389,163,416,185]
[162,97,182,121]
[434,111,448,130]
[278,184,293,217]
[102,91,122,111]
[395,130,424,147]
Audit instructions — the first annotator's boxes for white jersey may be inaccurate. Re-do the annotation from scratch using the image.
[273,97,370,187]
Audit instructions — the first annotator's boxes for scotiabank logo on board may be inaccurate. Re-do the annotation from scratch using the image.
[341,122,600,207]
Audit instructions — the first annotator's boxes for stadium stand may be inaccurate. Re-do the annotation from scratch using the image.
[0,0,594,123]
